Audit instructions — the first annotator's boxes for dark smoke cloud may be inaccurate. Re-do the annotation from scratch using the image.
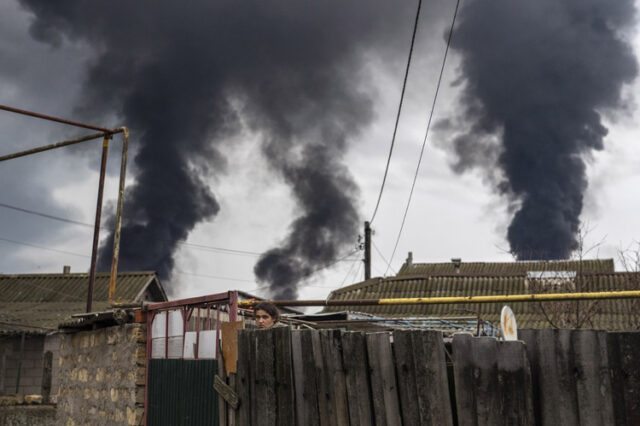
[19,0,421,296]
[447,0,637,259]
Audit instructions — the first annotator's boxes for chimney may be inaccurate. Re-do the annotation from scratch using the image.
[405,252,413,268]
[63,265,71,274]
[451,258,461,274]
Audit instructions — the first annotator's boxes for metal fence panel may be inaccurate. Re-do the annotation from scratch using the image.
[148,359,219,426]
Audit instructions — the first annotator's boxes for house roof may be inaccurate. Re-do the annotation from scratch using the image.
[0,271,167,335]
[397,258,615,276]
[323,272,640,331]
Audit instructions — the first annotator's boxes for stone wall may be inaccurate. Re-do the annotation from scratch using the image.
[0,335,45,396]
[0,404,55,426]
[56,323,146,425]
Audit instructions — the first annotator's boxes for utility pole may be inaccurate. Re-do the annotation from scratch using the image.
[364,221,371,280]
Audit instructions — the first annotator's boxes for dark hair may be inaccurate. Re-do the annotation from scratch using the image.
[254,301,280,322]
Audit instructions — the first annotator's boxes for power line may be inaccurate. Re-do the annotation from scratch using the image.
[0,201,261,257]
[369,0,423,225]
[340,257,361,287]
[245,250,361,294]
[0,236,90,258]
[372,240,396,275]
[350,261,363,285]
[0,202,93,228]
[173,270,256,283]
[385,0,461,275]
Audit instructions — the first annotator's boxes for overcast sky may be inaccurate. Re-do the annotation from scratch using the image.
[1,0,640,303]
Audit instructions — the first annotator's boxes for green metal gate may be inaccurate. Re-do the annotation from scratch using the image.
[147,359,219,426]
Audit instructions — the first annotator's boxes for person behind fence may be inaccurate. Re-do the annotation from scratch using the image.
[254,301,281,329]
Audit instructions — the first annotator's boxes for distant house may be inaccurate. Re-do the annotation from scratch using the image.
[323,257,640,331]
[0,271,167,396]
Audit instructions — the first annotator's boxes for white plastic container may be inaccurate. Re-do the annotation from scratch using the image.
[151,311,185,359]
[182,330,217,359]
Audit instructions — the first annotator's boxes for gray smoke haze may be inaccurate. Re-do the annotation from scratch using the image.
[448,0,638,259]
[18,0,421,296]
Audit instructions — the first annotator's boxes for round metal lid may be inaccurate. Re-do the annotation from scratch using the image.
[500,305,518,341]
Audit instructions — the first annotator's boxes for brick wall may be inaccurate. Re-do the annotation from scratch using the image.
[56,324,146,426]
[0,335,45,396]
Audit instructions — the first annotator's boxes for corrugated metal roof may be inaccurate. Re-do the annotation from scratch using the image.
[0,271,166,334]
[323,272,640,331]
[0,301,111,335]
[397,259,615,276]
[0,271,161,303]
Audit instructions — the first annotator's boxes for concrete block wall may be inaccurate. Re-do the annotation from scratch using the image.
[56,324,146,426]
[0,336,45,396]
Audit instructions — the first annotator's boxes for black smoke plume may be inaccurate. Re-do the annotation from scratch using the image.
[19,0,420,295]
[447,0,637,259]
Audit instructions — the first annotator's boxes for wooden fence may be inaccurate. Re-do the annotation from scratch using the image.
[224,328,640,426]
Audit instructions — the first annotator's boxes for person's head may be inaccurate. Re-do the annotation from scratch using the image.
[254,301,280,329]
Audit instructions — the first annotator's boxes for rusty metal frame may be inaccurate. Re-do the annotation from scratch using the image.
[143,290,239,425]
[0,104,129,312]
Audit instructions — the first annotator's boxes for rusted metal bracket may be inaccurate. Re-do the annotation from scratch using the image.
[0,104,129,312]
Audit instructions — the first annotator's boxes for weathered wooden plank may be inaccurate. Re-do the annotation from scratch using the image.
[366,332,401,426]
[452,333,475,426]
[342,331,373,425]
[608,332,640,425]
[228,374,237,426]
[496,341,534,425]
[274,327,295,426]
[254,329,276,426]
[222,321,244,374]
[572,330,614,426]
[236,330,252,426]
[518,329,541,423]
[291,330,306,426]
[299,330,320,426]
[521,329,580,426]
[595,331,615,426]
[215,374,240,409]
[473,337,501,426]
[343,332,361,425]
[413,330,453,426]
[218,346,229,426]
[394,329,420,425]
[320,329,349,426]
[311,330,331,426]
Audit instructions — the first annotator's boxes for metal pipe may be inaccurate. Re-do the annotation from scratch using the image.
[229,291,238,322]
[144,311,154,426]
[195,307,200,360]
[0,131,112,162]
[215,306,221,360]
[364,221,371,280]
[87,136,111,313]
[237,290,640,308]
[0,104,115,133]
[109,127,129,304]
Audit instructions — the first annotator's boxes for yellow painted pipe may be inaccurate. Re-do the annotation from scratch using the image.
[238,290,640,307]
[378,290,640,304]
